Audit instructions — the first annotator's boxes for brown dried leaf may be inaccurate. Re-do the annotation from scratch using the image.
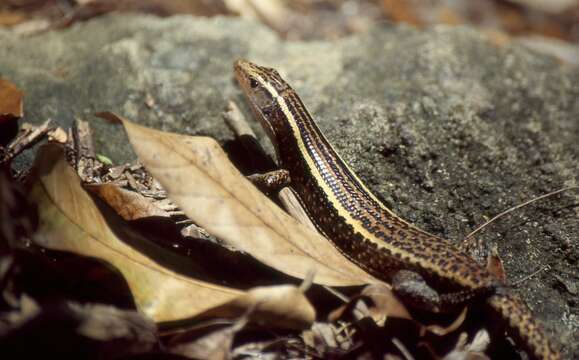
[328,283,411,325]
[168,318,245,360]
[361,283,412,324]
[86,183,168,221]
[198,284,315,330]
[66,302,158,350]
[29,144,315,329]
[423,306,468,336]
[29,143,241,322]
[167,286,314,360]
[0,78,23,122]
[105,113,375,286]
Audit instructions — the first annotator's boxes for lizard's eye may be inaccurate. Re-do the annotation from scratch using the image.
[249,78,259,88]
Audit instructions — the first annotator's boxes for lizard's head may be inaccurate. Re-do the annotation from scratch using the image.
[234,59,289,100]
[234,59,291,143]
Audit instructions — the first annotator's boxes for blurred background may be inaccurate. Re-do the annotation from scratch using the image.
[0,1,578,47]
[1,0,577,63]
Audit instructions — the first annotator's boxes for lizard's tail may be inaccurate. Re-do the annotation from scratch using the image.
[487,293,560,360]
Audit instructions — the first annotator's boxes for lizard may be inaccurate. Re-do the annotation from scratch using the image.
[234,59,560,360]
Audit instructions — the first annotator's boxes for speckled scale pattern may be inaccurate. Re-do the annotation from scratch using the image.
[233,59,560,360]
[282,91,495,291]
[489,294,560,360]
[276,94,558,360]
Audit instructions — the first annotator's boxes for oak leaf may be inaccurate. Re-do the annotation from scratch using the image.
[29,144,315,329]
[101,113,375,287]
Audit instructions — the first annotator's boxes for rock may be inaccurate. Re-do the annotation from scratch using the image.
[0,14,577,357]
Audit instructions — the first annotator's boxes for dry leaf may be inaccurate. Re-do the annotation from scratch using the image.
[423,307,468,337]
[29,143,242,322]
[361,283,412,324]
[328,283,411,326]
[198,284,315,330]
[0,78,23,121]
[66,302,158,351]
[103,113,375,286]
[29,144,315,329]
[168,316,247,360]
[0,78,23,146]
[86,183,169,220]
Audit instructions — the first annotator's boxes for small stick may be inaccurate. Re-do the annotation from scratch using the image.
[1,119,52,164]
[174,219,194,225]
[73,118,95,158]
[392,338,415,360]
[223,100,255,137]
[299,268,316,292]
[322,285,349,303]
[512,265,551,287]
[465,186,579,240]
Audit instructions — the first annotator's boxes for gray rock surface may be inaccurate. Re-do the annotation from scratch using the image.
[1,15,577,357]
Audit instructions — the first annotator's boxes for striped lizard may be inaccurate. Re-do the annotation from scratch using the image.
[234,59,560,360]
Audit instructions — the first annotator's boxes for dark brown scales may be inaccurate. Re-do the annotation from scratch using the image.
[234,59,560,360]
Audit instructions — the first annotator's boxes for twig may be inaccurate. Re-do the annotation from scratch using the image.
[321,285,349,303]
[299,268,316,292]
[512,265,551,287]
[71,118,97,178]
[73,118,95,158]
[223,100,255,137]
[1,119,52,164]
[174,219,194,225]
[392,338,415,360]
[465,186,579,240]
